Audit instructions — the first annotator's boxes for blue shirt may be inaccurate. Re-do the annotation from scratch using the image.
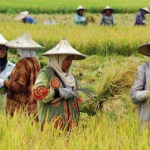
[134,12,146,26]
[24,16,37,24]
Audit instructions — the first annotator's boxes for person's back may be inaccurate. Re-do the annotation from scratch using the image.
[5,57,41,116]
[24,16,37,24]
[134,12,145,26]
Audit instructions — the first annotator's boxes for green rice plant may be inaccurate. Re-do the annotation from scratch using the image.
[0,109,150,150]
[0,0,150,14]
[0,22,150,56]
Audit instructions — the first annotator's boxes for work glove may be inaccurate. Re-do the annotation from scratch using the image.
[59,88,76,99]
[0,79,4,88]
[135,90,149,102]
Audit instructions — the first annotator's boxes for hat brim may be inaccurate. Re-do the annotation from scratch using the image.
[15,12,29,21]
[101,8,116,14]
[42,53,86,60]
[138,43,150,56]
[4,44,45,50]
[139,8,150,14]
[75,8,87,12]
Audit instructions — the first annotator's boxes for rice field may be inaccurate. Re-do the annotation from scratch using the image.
[1,1,150,149]
[0,16,150,57]
[1,55,150,150]
[0,0,150,14]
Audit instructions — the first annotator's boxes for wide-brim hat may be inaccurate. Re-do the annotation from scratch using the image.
[0,34,8,45]
[15,11,29,21]
[75,5,87,12]
[42,39,86,60]
[101,6,116,13]
[5,32,44,50]
[138,43,150,56]
[43,18,56,25]
[139,7,150,14]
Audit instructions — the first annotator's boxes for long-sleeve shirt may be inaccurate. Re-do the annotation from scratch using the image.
[0,61,15,110]
[24,16,37,24]
[33,66,79,131]
[134,12,146,26]
[100,14,114,26]
[4,57,41,117]
[130,62,150,124]
[74,14,86,25]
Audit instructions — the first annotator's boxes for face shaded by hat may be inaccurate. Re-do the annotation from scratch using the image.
[75,5,86,12]
[42,39,86,87]
[42,39,86,60]
[139,7,150,14]
[101,6,116,14]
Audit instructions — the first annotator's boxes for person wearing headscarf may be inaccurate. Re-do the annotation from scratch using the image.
[0,34,15,110]
[134,7,150,26]
[74,5,87,25]
[15,11,37,24]
[0,32,43,119]
[100,6,116,26]
[33,39,86,131]
[131,42,150,125]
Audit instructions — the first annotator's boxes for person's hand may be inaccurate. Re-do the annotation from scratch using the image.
[142,20,146,24]
[136,90,149,102]
[59,88,76,99]
[0,79,4,88]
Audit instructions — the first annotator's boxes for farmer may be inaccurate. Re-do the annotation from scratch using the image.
[131,42,150,125]
[100,6,115,26]
[15,11,37,24]
[0,32,43,119]
[74,5,87,25]
[0,34,15,110]
[32,39,86,131]
[134,7,150,26]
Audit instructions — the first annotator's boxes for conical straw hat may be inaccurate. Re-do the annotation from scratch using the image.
[43,18,56,25]
[101,6,116,13]
[5,32,44,50]
[15,11,29,21]
[75,5,87,12]
[138,42,150,57]
[42,39,86,60]
[139,7,150,14]
[0,34,8,45]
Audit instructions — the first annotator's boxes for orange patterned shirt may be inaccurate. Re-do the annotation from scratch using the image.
[4,57,41,117]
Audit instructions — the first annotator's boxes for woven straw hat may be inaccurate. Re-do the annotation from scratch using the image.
[138,42,150,57]
[43,18,56,25]
[101,6,116,13]
[42,39,86,60]
[75,5,87,12]
[15,11,29,21]
[5,32,44,50]
[0,34,8,45]
[139,7,150,14]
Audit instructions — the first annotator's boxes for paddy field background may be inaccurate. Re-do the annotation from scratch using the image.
[1,0,150,149]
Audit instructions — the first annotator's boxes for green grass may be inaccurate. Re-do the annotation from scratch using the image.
[0,20,150,57]
[0,0,150,14]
